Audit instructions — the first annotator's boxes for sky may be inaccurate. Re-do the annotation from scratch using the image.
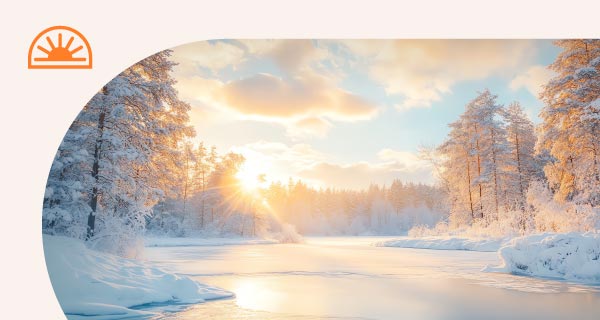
[170,39,560,190]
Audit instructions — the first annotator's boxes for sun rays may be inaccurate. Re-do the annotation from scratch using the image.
[235,159,268,194]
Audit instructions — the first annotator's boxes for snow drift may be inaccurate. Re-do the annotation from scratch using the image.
[485,233,600,283]
[43,235,232,318]
[376,236,505,252]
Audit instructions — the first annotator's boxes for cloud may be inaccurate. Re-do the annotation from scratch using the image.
[219,41,378,129]
[173,75,237,127]
[173,72,373,138]
[377,148,429,169]
[510,65,555,98]
[300,162,387,189]
[171,41,245,75]
[172,39,327,76]
[172,40,543,121]
[233,141,325,165]
[336,40,537,108]
[299,160,434,190]
[218,72,378,124]
[238,39,328,72]
[288,117,332,138]
[174,75,222,104]
[299,148,434,189]
[171,40,379,137]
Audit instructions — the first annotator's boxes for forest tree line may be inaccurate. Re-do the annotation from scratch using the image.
[148,174,446,237]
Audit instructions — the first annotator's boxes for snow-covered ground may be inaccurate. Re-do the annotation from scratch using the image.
[43,235,232,319]
[145,237,278,247]
[485,232,600,283]
[375,236,506,252]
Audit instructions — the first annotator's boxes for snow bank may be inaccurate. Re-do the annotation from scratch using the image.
[376,236,505,252]
[43,235,232,318]
[484,233,600,283]
[268,223,305,244]
[144,237,278,247]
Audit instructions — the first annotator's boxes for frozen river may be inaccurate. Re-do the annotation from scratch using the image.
[142,237,600,319]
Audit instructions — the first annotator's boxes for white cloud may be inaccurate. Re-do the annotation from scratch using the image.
[299,148,434,189]
[238,39,329,72]
[510,65,555,98]
[337,40,537,108]
[219,72,378,121]
[377,148,430,169]
[171,40,379,137]
[171,40,545,140]
[232,141,326,165]
[299,160,434,190]
[288,117,332,139]
[173,75,237,127]
[171,41,245,75]
[174,75,222,104]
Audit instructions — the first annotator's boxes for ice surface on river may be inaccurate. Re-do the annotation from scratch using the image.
[143,236,600,320]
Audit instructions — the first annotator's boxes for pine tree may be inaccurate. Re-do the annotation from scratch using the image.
[438,90,520,226]
[43,50,193,254]
[438,116,477,223]
[464,90,510,220]
[388,179,405,214]
[539,40,600,205]
[503,102,539,209]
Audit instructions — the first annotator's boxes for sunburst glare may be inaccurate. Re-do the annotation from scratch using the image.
[235,159,267,194]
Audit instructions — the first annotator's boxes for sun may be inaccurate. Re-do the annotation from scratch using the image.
[236,160,267,193]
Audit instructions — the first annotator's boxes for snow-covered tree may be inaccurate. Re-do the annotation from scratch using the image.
[438,116,475,223]
[43,50,194,255]
[194,144,218,228]
[539,40,600,205]
[503,102,540,211]
[464,90,510,220]
[438,90,537,228]
[388,179,405,214]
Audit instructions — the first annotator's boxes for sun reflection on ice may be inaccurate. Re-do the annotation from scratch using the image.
[233,278,283,311]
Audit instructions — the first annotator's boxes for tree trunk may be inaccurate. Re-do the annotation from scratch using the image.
[491,128,500,218]
[200,170,206,228]
[592,127,600,184]
[568,155,577,200]
[87,101,106,240]
[515,133,525,211]
[465,149,475,219]
[474,124,484,218]
[514,132,527,232]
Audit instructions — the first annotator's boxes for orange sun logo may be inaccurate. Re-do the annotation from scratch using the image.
[28,26,92,69]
